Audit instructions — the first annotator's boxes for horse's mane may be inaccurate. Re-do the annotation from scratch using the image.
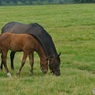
[27,23,57,57]
[29,23,43,28]
[29,34,48,56]
[26,23,48,56]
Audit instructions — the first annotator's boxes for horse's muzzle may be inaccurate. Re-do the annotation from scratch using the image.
[42,69,48,74]
[51,70,60,76]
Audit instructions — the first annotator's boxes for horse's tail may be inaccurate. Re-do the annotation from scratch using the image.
[29,34,48,56]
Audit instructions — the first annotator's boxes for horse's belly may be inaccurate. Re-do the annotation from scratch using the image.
[10,47,22,52]
[10,44,23,52]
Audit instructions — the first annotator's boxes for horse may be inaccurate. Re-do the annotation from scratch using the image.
[0,33,48,77]
[1,22,61,76]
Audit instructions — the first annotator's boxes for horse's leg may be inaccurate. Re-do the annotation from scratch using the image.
[10,51,16,70]
[29,52,34,76]
[17,51,28,75]
[0,54,3,70]
[2,50,11,77]
[1,51,15,70]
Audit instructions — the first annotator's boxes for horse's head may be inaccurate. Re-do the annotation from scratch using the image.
[40,57,48,74]
[49,53,61,76]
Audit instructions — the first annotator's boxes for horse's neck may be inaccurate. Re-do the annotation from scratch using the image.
[36,45,46,60]
[49,48,58,58]
[46,41,58,58]
[44,34,58,57]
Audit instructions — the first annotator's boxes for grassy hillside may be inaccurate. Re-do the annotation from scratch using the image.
[0,4,95,95]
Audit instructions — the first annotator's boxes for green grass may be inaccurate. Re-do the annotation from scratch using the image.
[0,4,95,95]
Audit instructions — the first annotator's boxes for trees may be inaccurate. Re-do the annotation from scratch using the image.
[0,0,94,5]
[0,0,74,5]
[73,0,95,3]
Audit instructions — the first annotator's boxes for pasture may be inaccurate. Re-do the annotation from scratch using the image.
[0,4,95,95]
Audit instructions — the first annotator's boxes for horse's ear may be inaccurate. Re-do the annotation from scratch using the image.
[58,52,61,57]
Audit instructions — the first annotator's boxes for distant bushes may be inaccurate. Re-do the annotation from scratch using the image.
[0,0,73,6]
[0,0,95,6]
[73,0,95,3]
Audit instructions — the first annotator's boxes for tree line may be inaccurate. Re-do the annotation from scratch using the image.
[0,0,94,6]
[73,0,95,3]
[0,0,73,6]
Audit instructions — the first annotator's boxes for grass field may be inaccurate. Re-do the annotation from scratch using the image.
[0,4,95,95]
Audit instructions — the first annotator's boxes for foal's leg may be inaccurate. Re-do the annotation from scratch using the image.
[10,51,16,70]
[2,51,11,77]
[0,51,15,70]
[17,52,28,75]
[29,52,34,76]
[0,54,3,70]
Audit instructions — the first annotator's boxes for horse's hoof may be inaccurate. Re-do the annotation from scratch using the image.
[11,68,14,70]
[16,71,20,75]
[7,73,12,77]
[16,73,20,75]
[0,67,3,70]
[30,72,33,76]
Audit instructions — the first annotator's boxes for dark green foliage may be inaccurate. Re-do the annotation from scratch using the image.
[0,0,73,5]
[73,0,95,3]
[0,0,94,6]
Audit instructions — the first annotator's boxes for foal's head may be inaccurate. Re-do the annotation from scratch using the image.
[49,53,61,76]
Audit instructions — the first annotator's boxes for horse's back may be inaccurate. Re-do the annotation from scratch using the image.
[0,33,38,51]
[2,22,29,34]
[2,22,20,33]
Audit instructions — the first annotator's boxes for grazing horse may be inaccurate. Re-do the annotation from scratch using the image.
[0,33,48,77]
[1,22,61,76]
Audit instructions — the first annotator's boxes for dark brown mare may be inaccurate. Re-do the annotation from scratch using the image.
[1,22,61,76]
[0,33,48,77]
